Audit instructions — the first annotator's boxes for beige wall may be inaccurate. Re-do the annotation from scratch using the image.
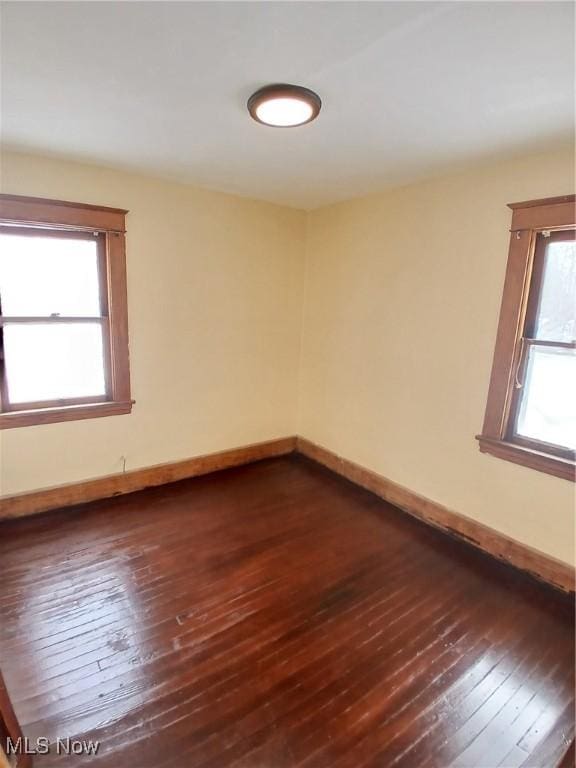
[299,147,575,566]
[0,152,306,494]
[1,147,574,567]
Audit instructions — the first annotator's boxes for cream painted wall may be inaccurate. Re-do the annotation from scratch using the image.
[1,148,574,567]
[0,151,306,495]
[299,148,575,566]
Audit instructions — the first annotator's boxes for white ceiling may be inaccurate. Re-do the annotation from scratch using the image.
[1,2,574,209]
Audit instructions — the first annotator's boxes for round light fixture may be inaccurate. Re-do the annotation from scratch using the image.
[247,84,321,127]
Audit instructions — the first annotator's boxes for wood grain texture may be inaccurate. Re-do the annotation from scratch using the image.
[297,437,575,594]
[480,228,535,440]
[0,455,572,767]
[0,194,127,233]
[477,435,575,482]
[559,740,575,768]
[0,400,133,430]
[0,668,31,768]
[0,437,296,519]
[2,435,573,594]
[508,195,576,211]
[509,195,576,232]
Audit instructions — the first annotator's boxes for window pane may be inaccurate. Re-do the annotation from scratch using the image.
[516,345,576,450]
[0,233,101,317]
[534,239,576,343]
[3,323,106,404]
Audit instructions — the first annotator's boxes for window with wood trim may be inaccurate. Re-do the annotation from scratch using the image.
[478,195,575,481]
[0,195,133,429]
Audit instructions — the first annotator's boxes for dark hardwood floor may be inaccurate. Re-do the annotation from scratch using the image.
[0,455,573,768]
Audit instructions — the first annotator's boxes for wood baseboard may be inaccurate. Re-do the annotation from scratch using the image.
[0,437,296,520]
[296,437,575,594]
[2,433,573,594]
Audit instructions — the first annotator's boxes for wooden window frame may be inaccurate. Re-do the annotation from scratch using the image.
[0,195,133,429]
[477,194,575,482]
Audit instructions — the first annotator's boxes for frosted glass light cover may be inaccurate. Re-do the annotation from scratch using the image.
[255,97,314,127]
[248,84,321,127]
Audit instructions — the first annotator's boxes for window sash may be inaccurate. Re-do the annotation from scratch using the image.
[477,195,575,481]
[0,318,112,412]
[0,224,108,319]
[0,194,133,429]
[504,230,576,459]
[507,339,575,460]
[0,224,114,414]
[523,229,576,344]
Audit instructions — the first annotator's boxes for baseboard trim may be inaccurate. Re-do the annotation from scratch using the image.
[296,437,575,594]
[1,433,573,594]
[0,437,297,520]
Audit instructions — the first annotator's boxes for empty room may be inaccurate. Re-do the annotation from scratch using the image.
[0,2,574,767]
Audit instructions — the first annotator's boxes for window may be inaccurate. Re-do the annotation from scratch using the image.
[478,195,575,481]
[0,195,132,428]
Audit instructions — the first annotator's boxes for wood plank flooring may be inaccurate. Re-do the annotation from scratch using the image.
[0,455,573,767]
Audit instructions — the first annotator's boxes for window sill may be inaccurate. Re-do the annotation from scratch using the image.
[0,400,134,429]
[477,435,575,482]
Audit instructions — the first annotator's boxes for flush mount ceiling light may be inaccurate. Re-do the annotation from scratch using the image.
[247,84,322,127]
